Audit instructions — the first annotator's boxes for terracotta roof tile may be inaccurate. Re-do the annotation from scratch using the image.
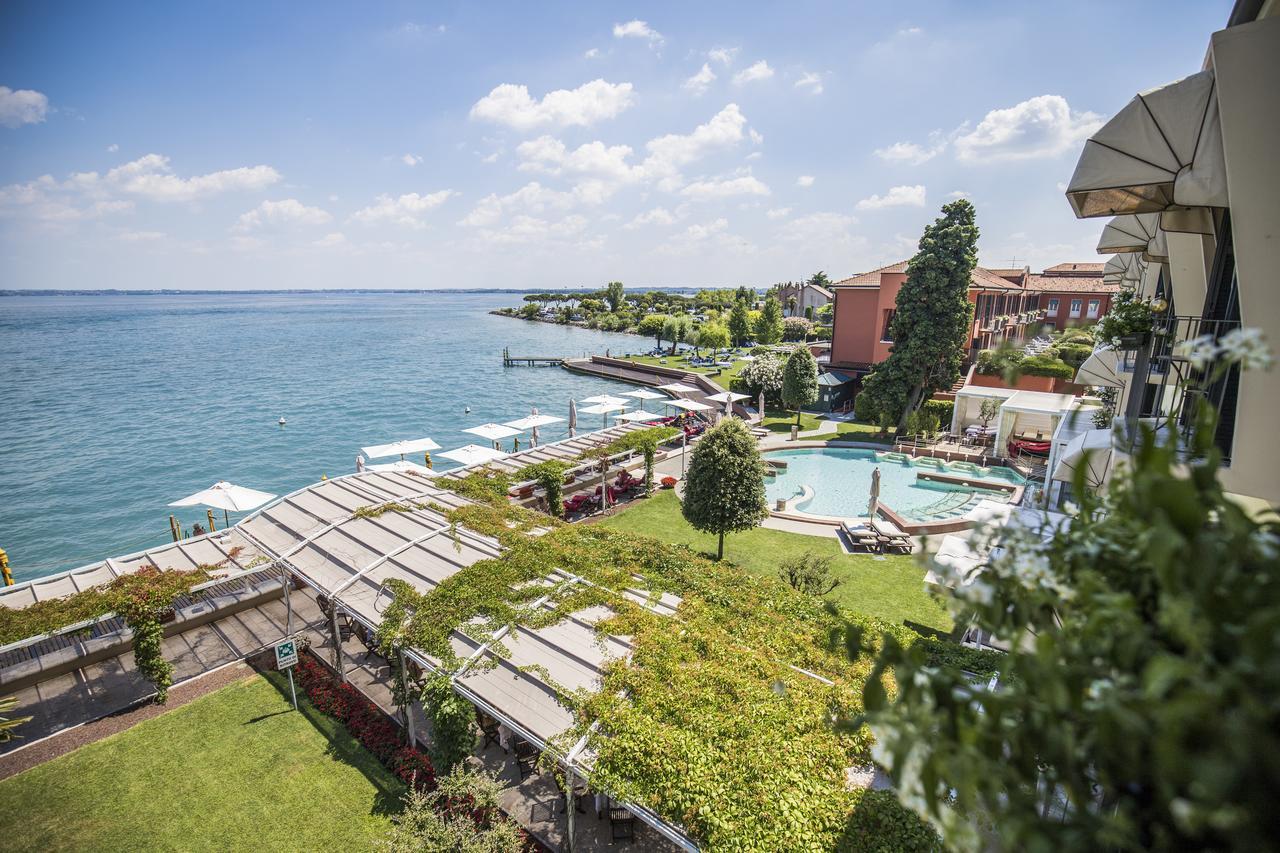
[1042,262,1105,276]
[1027,274,1121,294]
[831,260,909,287]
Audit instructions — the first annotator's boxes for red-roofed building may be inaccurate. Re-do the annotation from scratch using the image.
[828,261,1120,372]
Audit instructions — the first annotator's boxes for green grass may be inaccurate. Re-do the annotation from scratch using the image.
[760,409,891,442]
[600,490,952,635]
[0,672,404,852]
[620,351,751,389]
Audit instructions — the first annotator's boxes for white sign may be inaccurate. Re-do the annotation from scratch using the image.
[275,638,299,670]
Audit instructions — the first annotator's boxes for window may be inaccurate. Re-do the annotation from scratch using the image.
[881,309,896,342]
[1046,298,1059,313]
[1069,299,1083,318]
[1087,299,1101,318]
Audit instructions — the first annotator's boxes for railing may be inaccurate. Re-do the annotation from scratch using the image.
[1120,315,1241,465]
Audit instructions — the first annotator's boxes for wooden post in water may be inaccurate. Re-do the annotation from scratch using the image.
[0,548,12,586]
[206,509,217,532]
[169,515,181,542]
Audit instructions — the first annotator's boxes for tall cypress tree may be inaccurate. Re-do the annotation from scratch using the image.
[862,200,978,430]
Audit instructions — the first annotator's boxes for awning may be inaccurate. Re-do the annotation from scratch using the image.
[1103,253,1146,288]
[1096,213,1168,261]
[1052,429,1115,489]
[1067,69,1228,218]
[1075,347,1123,387]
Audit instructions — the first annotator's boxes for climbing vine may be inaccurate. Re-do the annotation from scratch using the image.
[105,566,210,703]
[420,672,478,774]
[520,460,570,517]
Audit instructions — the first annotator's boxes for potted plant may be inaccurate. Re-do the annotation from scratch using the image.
[1097,290,1156,349]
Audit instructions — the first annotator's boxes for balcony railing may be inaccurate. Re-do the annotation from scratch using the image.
[1120,315,1242,465]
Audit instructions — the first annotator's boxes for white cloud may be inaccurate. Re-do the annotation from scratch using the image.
[313,232,347,248]
[469,79,634,130]
[118,230,164,242]
[683,63,716,96]
[796,175,815,188]
[776,212,860,245]
[733,61,774,85]
[683,218,728,241]
[584,48,600,59]
[874,135,946,165]
[401,153,422,166]
[953,95,1102,163]
[626,207,679,228]
[107,143,119,153]
[459,182,576,228]
[947,190,969,199]
[766,207,791,219]
[470,213,590,247]
[234,198,332,232]
[517,136,638,183]
[680,174,770,200]
[899,26,923,36]
[856,184,926,210]
[351,190,456,227]
[0,86,49,128]
[642,104,750,190]
[106,154,281,202]
[794,72,824,95]
[708,47,738,66]
[613,20,663,46]
[749,128,764,145]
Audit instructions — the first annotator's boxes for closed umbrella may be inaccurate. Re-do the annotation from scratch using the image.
[170,481,278,529]
[868,467,882,518]
[569,399,578,438]
[758,391,766,424]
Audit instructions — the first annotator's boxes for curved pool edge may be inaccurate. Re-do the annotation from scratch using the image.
[760,440,1028,535]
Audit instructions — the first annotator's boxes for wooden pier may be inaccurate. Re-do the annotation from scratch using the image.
[502,347,565,367]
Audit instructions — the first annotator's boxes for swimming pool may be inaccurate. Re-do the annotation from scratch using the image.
[763,447,1024,521]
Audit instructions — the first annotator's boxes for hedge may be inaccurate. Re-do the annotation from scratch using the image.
[838,789,943,852]
[1019,354,1076,379]
[921,399,954,430]
[853,392,877,423]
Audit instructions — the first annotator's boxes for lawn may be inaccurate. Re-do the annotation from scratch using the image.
[600,490,952,635]
[760,409,891,442]
[0,672,404,852]
[618,351,752,389]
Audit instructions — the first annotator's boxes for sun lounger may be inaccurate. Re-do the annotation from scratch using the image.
[841,521,882,553]
[870,517,914,553]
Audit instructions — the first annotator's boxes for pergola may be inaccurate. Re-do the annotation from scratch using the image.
[231,467,699,850]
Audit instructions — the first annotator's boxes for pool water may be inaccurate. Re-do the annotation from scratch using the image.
[763,448,1024,521]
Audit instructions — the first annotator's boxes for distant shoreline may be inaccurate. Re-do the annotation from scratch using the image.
[0,286,715,297]
[490,309,648,339]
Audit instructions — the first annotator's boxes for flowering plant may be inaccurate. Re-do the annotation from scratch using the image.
[660,476,678,488]
[1095,289,1155,348]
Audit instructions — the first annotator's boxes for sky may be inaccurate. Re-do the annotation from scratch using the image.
[0,1,1231,291]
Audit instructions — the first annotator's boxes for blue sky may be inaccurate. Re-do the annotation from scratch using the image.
[0,1,1230,290]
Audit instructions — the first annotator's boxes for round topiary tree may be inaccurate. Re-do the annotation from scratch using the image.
[680,418,769,560]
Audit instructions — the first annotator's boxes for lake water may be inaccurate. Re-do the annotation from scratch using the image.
[0,292,646,583]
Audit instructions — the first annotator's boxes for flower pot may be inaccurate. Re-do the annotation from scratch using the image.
[158,607,177,624]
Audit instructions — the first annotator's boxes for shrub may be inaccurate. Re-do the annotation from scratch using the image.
[777,552,840,597]
[1054,341,1094,369]
[921,399,954,431]
[1019,354,1076,379]
[974,348,1022,377]
[782,316,814,341]
[838,788,944,852]
[853,392,878,423]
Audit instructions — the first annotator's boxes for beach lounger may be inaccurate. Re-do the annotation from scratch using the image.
[840,521,882,553]
[871,517,915,553]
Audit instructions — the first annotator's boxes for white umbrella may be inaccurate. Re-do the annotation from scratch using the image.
[706,390,749,417]
[367,460,436,477]
[1052,429,1115,490]
[580,401,628,430]
[439,444,511,466]
[580,394,630,406]
[758,391,766,424]
[614,411,661,423]
[170,481,277,529]
[569,399,578,438]
[623,387,666,412]
[362,437,442,460]
[505,411,565,448]
[667,398,713,412]
[464,423,522,447]
[657,382,699,395]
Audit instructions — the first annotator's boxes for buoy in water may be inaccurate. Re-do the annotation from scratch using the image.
[464,406,471,414]
[278,416,287,426]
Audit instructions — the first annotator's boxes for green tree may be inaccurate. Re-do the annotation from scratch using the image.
[697,321,730,357]
[638,313,669,349]
[861,200,978,430]
[663,314,693,354]
[777,551,840,597]
[605,280,625,312]
[728,299,753,346]
[755,297,785,344]
[783,316,813,342]
[381,767,525,853]
[808,271,831,288]
[680,418,769,560]
[782,345,820,427]
[739,353,784,404]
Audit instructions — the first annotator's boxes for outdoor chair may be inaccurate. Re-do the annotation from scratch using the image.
[841,521,881,553]
[610,806,637,841]
[514,738,540,780]
[477,712,504,753]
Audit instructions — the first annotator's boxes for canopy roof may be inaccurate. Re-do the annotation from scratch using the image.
[463,423,521,442]
[1096,213,1168,261]
[438,444,510,466]
[1067,69,1228,218]
[361,437,442,459]
[1076,347,1124,388]
[1001,391,1079,416]
[614,411,663,422]
[169,481,277,512]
